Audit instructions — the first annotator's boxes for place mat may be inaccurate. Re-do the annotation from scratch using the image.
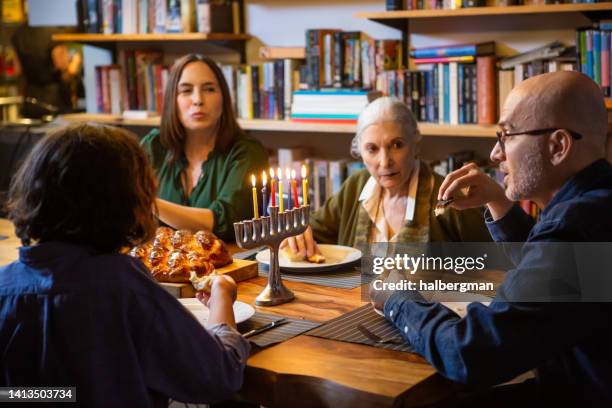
[306,304,414,353]
[238,312,320,348]
[258,263,362,289]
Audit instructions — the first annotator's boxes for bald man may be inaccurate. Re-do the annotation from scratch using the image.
[371,72,612,406]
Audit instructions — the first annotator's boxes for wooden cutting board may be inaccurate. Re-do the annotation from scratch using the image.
[160,258,257,298]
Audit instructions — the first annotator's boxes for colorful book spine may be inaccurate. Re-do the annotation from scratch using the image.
[458,64,465,124]
[443,64,450,124]
[449,62,458,125]
[594,30,602,86]
[412,45,480,59]
[413,56,475,64]
[602,31,610,97]
[477,56,497,125]
[586,30,594,80]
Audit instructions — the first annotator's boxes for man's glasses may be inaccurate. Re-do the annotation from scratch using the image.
[495,128,583,154]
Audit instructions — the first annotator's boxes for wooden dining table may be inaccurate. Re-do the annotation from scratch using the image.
[0,218,464,407]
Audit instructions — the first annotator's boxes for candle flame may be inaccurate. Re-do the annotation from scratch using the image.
[262,170,267,185]
[277,167,282,180]
[285,168,291,180]
[291,169,296,180]
[251,174,256,187]
[301,164,307,179]
[270,168,275,178]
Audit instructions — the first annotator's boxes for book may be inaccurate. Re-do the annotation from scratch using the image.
[166,0,182,32]
[260,47,305,60]
[411,42,495,59]
[449,62,458,125]
[500,41,566,70]
[386,0,404,10]
[498,69,514,117]
[413,56,475,64]
[477,56,497,125]
[78,0,101,33]
[197,0,234,33]
[180,0,196,33]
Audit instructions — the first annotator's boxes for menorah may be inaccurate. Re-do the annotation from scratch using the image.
[234,205,309,306]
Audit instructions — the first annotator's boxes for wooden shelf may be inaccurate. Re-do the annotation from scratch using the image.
[52,32,250,43]
[238,119,355,133]
[355,3,612,22]
[59,113,497,137]
[60,113,160,127]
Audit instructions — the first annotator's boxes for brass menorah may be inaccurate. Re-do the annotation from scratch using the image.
[233,205,310,306]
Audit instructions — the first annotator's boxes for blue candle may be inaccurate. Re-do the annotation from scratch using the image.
[261,170,268,216]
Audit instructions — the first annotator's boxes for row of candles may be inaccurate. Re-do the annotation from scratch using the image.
[250,165,309,219]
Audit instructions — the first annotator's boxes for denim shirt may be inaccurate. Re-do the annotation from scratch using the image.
[384,159,612,404]
[0,242,250,407]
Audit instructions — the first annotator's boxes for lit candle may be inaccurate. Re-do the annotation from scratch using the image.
[270,168,276,207]
[261,170,268,216]
[291,169,299,208]
[251,174,259,219]
[301,164,308,206]
[285,168,292,210]
[277,167,284,213]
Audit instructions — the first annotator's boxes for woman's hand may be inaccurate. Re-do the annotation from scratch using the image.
[196,275,238,328]
[280,226,321,259]
[196,275,237,307]
[438,162,512,219]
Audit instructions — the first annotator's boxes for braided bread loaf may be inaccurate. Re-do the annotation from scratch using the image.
[129,227,232,284]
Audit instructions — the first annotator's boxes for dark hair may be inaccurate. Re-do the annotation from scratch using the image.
[160,54,242,163]
[7,123,158,252]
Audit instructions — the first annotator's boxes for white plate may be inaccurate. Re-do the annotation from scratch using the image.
[256,244,362,273]
[178,298,254,326]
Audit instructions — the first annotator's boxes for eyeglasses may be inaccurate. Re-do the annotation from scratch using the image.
[495,127,583,154]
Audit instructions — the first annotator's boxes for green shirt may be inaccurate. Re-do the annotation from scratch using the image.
[309,163,492,247]
[141,129,269,241]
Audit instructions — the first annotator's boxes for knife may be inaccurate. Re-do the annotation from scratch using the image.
[242,318,289,338]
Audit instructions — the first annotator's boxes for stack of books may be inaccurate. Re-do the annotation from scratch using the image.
[290,89,378,123]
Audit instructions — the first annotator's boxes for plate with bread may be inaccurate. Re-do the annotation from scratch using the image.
[256,244,362,272]
[178,298,255,326]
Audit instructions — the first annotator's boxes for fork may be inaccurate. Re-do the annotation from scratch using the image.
[356,324,404,345]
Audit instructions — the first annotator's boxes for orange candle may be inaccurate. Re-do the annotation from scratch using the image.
[291,169,299,209]
[301,164,308,206]
[270,168,276,207]
[251,174,259,219]
[277,167,284,212]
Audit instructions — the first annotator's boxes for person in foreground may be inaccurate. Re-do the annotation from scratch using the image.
[371,71,612,405]
[282,97,491,259]
[141,54,268,240]
[0,123,249,407]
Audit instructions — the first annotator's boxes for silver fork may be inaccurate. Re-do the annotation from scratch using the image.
[356,324,404,345]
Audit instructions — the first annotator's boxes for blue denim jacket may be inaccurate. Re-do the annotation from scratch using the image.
[0,242,250,407]
[384,159,612,404]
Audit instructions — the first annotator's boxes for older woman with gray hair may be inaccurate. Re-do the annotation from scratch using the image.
[282,96,490,257]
